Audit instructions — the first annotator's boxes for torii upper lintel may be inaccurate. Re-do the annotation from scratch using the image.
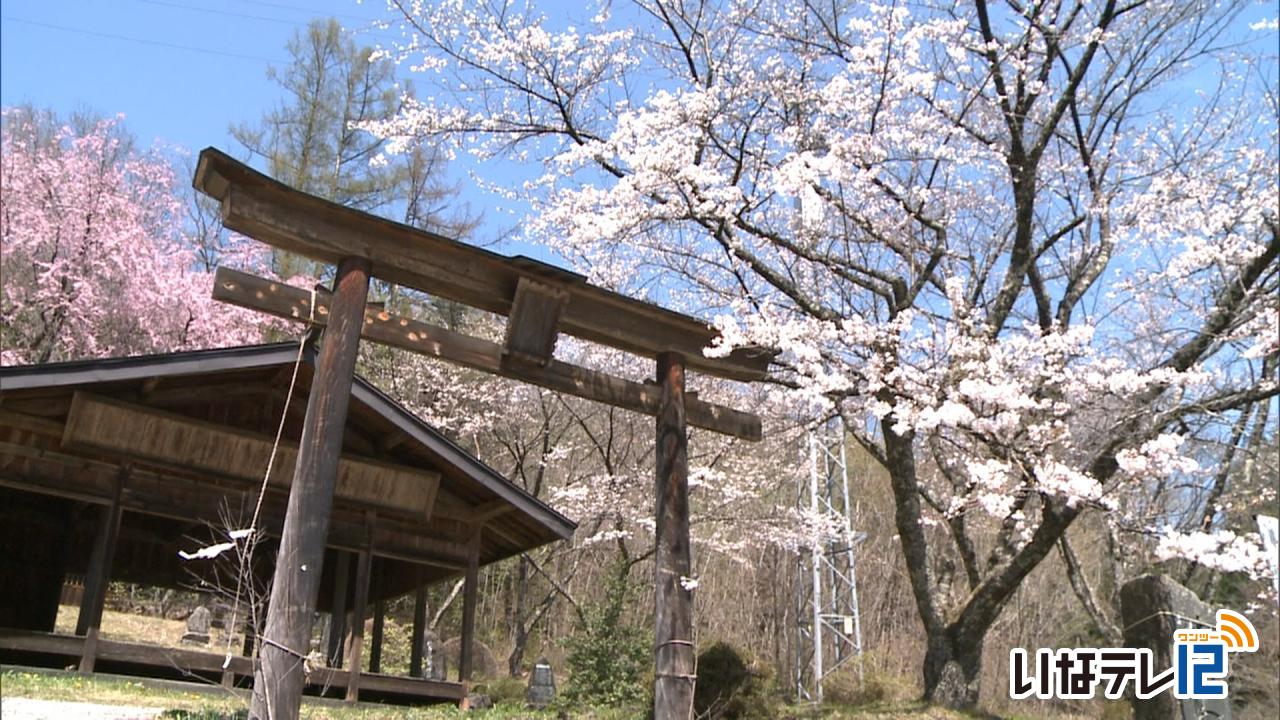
[194,147,774,384]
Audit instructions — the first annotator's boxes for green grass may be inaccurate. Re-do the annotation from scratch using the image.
[2,668,1065,719]
[0,669,642,719]
[779,700,999,719]
[1,669,244,714]
[53,604,423,677]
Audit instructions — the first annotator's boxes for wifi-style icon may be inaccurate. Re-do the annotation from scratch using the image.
[1216,610,1259,652]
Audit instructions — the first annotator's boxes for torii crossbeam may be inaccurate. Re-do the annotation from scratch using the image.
[193,148,771,720]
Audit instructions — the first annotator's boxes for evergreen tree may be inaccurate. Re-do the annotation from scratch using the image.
[232,18,477,281]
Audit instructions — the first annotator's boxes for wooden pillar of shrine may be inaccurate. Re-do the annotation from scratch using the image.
[458,529,481,686]
[327,551,351,668]
[345,513,375,702]
[369,573,385,674]
[410,575,428,678]
[78,468,127,673]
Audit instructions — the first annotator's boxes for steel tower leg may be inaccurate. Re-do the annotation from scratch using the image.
[794,418,865,703]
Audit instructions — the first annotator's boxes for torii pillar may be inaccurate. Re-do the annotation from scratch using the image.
[250,257,370,720]
[654,352,694,718]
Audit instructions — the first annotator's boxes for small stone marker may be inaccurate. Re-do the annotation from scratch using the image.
[181,605,212,645]
[527,658,556,708]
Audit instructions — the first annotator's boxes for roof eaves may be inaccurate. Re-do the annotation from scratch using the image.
[0,342,305,390]
[349,377,577,540]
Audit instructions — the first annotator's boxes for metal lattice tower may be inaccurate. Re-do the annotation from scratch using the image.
[795,418,864,703]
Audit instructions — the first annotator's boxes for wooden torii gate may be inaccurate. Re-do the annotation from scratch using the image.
[193,148,771,720]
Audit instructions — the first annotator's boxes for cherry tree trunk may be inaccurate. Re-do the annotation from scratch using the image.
[922,627,984,709]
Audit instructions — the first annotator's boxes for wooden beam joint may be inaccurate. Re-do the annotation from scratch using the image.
[502,277,569,369]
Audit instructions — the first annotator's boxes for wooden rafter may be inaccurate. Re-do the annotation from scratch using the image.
[468,498,515,524]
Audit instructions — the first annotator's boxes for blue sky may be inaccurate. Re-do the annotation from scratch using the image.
[0,0,540,252]
[3,0,1276,258]
[1,0,393,151]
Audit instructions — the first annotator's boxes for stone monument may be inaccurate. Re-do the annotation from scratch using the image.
[181,605,212,645]
[1120,574,1232,720]
[527,658,556,708]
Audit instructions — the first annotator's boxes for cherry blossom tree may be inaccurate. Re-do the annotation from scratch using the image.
[363,0,1278,707]
[475,339,809,675]
[1,109,266,364]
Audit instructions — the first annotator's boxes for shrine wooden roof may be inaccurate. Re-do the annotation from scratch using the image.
[0,343,574,599]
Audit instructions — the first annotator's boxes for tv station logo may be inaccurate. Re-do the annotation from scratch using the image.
[1009,609,1258,700]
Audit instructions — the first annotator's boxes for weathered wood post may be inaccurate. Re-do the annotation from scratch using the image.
[327,548,353,666]
[410,577,428,678]
[327,551,351,668]
[368,591,381,671]
[344,536,373,701]
[78,468,127,673]
[654,352,694,719]
[250,256,370,720]
[243,601,261,657]
[459,528,481,686]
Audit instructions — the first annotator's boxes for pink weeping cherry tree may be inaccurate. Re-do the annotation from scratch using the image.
[1,109,266,365]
